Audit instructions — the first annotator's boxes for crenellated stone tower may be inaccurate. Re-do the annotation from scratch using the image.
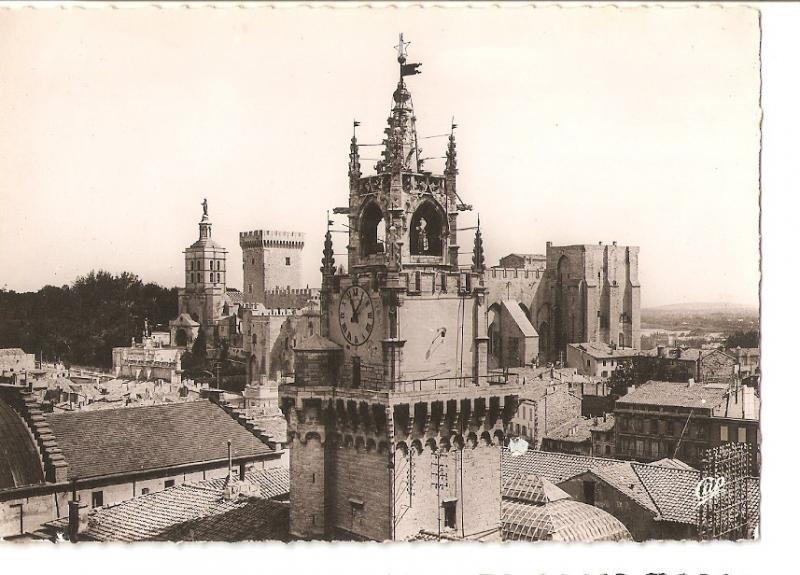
[280,36,521,542]
[239,229,305,303]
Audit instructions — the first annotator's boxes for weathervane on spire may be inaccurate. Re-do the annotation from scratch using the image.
[395,33,422,77]
[395,33,410,63]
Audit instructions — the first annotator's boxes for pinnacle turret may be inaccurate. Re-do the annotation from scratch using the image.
[445,127,458,175]
[349,121,361,182]
[472,215,486,274]
[320,214,335,279]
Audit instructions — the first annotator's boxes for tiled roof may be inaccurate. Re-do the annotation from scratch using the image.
[294,334,342,352]
[46,400,275,480]
[45,468,290,542]
[616,380,729,409]
[502,499,633,542]
[224,288,245,305]
[203,467,289,500]
[501,449,623,484]
[650,458,696,471]
[590,463,658,514]
[170,313,200,327]
[568,342,641,360]
[0,398,46,490]
[502,448,762,528]
[0,348,29,357]
[630,462,700,523]
[502,473,570,505]
[252,414,288,444]
[588,414,615,432]
[543,417,592,443]
[639,347,701,361]
[157,499,289,542]
[712,386,760,421]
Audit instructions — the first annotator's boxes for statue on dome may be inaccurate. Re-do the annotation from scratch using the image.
[202,198,208,217]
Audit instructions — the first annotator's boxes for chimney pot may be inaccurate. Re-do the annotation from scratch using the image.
[68,499,89,542]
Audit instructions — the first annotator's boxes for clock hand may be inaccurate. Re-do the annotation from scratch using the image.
[348,291,358,322]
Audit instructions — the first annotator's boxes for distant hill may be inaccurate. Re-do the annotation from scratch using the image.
[643,302,759,314]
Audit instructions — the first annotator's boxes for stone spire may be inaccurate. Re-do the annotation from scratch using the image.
[349,121,361,183]
[472,215,486,274]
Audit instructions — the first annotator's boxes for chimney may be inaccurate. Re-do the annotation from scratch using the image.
[227,440,233,478]
[67,498,88,542]
[603,413,607,422]
[239,461,246,482]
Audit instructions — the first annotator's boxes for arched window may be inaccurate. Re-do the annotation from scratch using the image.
[409,200,445,256]
[216,260,220,271]
[359,201,385,256]
[619,333,625,348]
[190,261,194,271]
[557,255,569,285]
[190,273,194,284]
[210,272,214,283]
[175,329,188,347]
[216,273,221,283]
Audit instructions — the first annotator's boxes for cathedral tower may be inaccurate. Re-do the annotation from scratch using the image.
[281,37,521,541]
[176,199,227,341]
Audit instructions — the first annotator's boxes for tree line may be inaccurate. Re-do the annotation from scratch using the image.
[0,271,177,368]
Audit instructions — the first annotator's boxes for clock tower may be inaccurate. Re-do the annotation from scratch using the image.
[281,36,521,541]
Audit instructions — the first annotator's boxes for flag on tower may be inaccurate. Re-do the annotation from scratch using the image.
[401,62,422,77]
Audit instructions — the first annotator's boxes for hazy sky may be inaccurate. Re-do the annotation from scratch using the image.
[0,5,760,307]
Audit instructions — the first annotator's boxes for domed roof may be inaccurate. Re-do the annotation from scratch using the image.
[0,398,45,489]
[502,498,633,542]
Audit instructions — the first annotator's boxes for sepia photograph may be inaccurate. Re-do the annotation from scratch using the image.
[0,1,786,569]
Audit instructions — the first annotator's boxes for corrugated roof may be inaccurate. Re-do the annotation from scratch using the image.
[46,400,275,480]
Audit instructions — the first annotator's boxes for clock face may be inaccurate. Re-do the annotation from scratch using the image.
[338,285,375,346]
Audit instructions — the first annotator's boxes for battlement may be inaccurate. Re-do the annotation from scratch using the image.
[333,269,485,297]
[239,229,306,249]
[487,267,543,280]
